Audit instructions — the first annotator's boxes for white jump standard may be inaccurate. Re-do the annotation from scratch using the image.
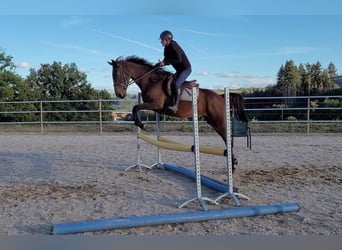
[177,87,217,210]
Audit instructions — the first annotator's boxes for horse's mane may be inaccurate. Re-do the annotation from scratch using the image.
[115,55,170,75]
[125,56,154,68]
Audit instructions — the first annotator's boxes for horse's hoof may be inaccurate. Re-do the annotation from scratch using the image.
[233,157,238,165]
[141,124,147,131]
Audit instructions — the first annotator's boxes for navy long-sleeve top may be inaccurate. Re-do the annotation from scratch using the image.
[163,40,191,72]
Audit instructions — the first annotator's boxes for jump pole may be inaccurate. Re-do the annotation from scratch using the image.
[162,163,249,200]
[52,202,299,235]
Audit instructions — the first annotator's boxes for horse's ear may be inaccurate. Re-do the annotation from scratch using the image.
[108,60,116,67]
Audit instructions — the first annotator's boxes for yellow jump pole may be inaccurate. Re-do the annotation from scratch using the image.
[158,137,226,156]
[138,134,192,152]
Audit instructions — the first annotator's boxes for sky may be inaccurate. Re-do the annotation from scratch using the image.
[1,1,342,94]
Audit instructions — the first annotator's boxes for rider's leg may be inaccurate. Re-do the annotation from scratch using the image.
[168,69,191,112]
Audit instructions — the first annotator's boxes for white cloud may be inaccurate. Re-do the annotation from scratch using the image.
[215,72,255,79]
[16,62,31,68]
[214,72,276,88]
[196,71,209,76]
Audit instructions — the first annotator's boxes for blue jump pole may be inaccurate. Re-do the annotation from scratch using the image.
[52,203,299,235]
[163,163,229,193]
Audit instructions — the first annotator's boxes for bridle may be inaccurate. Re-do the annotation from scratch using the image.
[114,62,159,89]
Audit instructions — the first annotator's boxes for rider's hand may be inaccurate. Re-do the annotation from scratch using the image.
[154,61,164,68]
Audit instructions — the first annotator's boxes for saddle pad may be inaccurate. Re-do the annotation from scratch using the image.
[180,85,199,102]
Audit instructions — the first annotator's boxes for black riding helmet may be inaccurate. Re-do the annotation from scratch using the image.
[159,30,173,41]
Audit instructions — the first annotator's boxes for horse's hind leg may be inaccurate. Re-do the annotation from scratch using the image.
[205,118,237,172]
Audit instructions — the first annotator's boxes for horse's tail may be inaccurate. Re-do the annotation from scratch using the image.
[221,93,248,122]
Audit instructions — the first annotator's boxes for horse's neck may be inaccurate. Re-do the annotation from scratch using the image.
[130,64,163,91]
[125,62,141,76]
[127,63,149,87]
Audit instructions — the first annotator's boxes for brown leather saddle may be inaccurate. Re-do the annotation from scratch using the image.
[164,74,199,98]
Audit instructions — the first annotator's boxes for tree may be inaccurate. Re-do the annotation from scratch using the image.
[298,63,307,95]
[0,70,34,101]
[275,65,285,96]
[310,61,323,93]
[298,63,312,96]
[25,61,113,121]
[305,63,313,95]
[275,60,301,97]
[283,60,301,97]
[0,50,15,72]
[26,61,91,100]
[274,60,339,96]
[0,50,39,122]
[327,62,337,91]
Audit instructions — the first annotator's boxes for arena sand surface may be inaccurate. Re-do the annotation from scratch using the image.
[0,133,341,235]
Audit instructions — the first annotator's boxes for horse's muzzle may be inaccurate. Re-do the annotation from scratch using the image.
[115,93,126,99]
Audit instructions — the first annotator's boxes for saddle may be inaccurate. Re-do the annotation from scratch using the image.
[164,74,199,102]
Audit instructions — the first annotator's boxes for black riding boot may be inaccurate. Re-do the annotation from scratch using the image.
[168,88,181,113]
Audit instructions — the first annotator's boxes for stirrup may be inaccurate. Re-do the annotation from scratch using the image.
[168,105,178,113]
[168,89,181,113]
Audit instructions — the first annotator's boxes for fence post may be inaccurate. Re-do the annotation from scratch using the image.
[40,101,44,134]
[307,97,310,134]
[99,99,103,135]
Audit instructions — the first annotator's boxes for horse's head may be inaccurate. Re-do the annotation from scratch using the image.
[108,56,167,99]
[108,59,130,99]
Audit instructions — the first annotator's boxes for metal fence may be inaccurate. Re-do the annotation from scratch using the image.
[244,95,342,120]
[0,99,137,134]
[244,95,342,133]
[0,95,341,134]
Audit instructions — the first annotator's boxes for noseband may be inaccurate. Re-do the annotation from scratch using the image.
[115,64,135,89]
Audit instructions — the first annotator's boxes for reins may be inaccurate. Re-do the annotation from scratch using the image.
[116,63,160,89]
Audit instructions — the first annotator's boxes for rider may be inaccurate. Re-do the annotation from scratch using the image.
[157,30,192,113]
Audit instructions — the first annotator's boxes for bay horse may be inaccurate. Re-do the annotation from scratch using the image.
[108,56,248,170]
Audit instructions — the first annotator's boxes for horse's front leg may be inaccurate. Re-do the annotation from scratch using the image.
[132,103,162,130]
